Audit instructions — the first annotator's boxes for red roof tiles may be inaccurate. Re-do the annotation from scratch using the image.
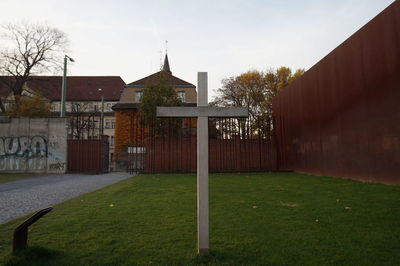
[0,76,126,101]
[126,71,195,89]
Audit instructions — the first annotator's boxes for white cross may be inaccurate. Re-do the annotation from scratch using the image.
[157,72,248,254]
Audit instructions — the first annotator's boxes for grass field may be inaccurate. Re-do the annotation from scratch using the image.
[0,173,399,265]
[0,173,38,184]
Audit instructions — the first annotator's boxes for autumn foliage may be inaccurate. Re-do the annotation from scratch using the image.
[6,94,52,117]
[213,67,304,135]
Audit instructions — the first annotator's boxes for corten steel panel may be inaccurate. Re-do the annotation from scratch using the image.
[144,138,276,173]
[273,1,400,184]
[335,32,370,179]
[126,116,278,173]
[300,68,321,174]
[67,139,104,174]
[317,54,342,178]
[145,138,196,173]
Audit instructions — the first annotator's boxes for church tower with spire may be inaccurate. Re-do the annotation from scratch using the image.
[162,53,172,74]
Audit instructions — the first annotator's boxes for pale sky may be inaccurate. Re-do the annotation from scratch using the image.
[0,0,395,101]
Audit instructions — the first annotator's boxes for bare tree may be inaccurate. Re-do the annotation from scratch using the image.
[68,102,100,139]
[0,22,69,112]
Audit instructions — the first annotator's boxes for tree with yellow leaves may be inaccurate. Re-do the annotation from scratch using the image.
[6,93,52,117]
[212,67,304,136]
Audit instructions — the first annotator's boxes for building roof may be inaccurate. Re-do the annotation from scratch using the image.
[125,71,195,89]
[125,54,195,89]
[113,102,196,111]
[0,76,126,101]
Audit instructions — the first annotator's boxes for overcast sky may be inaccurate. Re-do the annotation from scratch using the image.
[0,0,395,100]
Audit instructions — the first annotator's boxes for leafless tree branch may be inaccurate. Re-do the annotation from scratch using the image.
[0,22,69,112]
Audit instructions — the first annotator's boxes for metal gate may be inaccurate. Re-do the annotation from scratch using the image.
[122,116,277,174]
[67,136,109,174]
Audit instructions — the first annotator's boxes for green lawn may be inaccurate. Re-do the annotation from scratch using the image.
[0,173,38,184]
[0,173,399,265]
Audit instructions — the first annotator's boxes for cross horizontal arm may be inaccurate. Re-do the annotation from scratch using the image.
[156,106,249,118]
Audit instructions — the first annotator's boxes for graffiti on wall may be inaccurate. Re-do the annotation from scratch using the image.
[49,161,66,171]
[0,136,50,171]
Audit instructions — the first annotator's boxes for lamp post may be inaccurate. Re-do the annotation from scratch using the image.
[60,55,75,117]
[98,88,104,138]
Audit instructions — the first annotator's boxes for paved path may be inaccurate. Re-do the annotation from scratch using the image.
[0,172,133,224]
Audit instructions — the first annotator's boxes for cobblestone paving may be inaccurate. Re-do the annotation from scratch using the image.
[0,172,133,224]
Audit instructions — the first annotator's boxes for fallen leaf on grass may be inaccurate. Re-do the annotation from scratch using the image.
[280,201,302,207]
[275,186,286,191]
[344,206,352,210]
[109,204,114,208]
[252,206,258,209]
[315,219,319,222]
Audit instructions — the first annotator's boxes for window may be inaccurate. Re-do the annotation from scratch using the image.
[71,103,79,112]
[106,103,113,112]
[51,103,57,112]
[111,120,116,129]
[177,91,185,102]
[110,136,114,146]
[135,91,143,102]
[105,119,110,129]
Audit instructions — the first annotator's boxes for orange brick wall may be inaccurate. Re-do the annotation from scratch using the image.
[114,109,152,159]
[114,109,136,158]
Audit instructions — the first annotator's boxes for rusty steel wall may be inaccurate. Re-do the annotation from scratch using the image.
[123,116,277,174]
[273,1,400,184]
[144,137,276,173]
[67,138,109,174]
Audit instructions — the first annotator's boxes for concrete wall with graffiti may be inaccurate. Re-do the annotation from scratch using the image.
[0,117,68,174]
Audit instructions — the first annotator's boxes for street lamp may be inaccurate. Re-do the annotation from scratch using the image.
[98,88,104,138]
[60,55,75,117]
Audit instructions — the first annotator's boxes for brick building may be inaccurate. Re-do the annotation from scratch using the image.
[113,54,197,168]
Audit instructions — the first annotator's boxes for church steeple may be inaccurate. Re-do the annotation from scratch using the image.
[162,53,171,74]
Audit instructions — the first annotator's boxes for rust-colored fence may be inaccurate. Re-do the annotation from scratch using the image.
[144,136,276,173]
[119,116,277,173]
[67,137,109,174]
[273,1,400,184]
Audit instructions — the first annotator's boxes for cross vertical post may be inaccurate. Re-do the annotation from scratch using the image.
[197,72,209,253]
[156,72,248,255]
